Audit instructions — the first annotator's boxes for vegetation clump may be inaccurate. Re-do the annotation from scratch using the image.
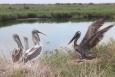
[0,4,115,21]
[0,40,115,77]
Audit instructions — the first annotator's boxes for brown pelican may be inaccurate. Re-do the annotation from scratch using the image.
[22,30,46,63]
[68,18,114,60]
[12,34,24,62]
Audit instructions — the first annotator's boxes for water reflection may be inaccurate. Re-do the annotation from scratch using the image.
[0,22,115,57]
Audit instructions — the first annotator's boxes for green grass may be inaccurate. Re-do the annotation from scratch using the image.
[0,40,115,77]
[0,4,115,22]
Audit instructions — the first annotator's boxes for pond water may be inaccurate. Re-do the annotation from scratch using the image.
[0,21,115,57]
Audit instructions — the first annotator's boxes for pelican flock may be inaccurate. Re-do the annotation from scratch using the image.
[12,30,45,63]
[68,18,114,60]
[12,18,114,63]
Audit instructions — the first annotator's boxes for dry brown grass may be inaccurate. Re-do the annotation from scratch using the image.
[0,59,55,77]
[0,40,115,77]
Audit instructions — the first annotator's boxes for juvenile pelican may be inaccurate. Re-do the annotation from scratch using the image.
[12,34,24,62]
[68,18,114,60]
[22,30,46,63]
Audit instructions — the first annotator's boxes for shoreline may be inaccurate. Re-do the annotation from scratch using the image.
[0,4,115,22]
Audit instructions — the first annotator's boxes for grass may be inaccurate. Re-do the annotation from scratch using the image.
[0,40,115,77]
[0,4,115,22]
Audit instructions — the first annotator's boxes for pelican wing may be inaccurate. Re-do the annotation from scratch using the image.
[81,24,114,50]
[12,34,23,62]
[13,34,23,49]
[23,46,42,63]
[80,18,105,47]
[24,37,29,50]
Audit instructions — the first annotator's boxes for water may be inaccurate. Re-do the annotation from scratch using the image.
[0,21,115,57]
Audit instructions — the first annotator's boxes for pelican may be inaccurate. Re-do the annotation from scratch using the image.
[22,30,46,63]
[68,18,114,60]
[12,34,24,62]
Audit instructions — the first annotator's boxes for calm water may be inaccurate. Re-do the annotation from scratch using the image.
[0,22,115,57]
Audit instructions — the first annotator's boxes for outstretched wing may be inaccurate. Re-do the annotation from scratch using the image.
[24,37,29,50]
[13,34,23,49]
[23,46,42,63]
[80,18,105,47]
[12,34,23,62]
[81,24,114,50]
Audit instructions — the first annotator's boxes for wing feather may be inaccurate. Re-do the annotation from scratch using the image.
[81,24,114,50]
[80,18,105,46]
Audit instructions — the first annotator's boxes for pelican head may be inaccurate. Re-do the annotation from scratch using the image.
[32,30,46,45]
[32,30,46,36]
[68,31,81,44]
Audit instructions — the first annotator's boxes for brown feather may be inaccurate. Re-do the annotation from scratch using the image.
[12,48,23,62]
[80,18,105,47]
[82,25,114,50]
[70,18,114,59]
[13,34,23,49]
[12,34,23,62]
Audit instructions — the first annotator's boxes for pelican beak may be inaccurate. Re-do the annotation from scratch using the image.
[38,31,46,36]
[68,31,81,44]
[68,34,76,44]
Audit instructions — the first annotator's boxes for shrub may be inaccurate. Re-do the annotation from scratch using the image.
[27,13,37,18]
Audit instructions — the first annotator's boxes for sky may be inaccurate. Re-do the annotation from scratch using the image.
[0,0,115,4]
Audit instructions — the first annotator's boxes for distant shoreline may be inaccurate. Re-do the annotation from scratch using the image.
[0,4,115,22]
[0,3,115,5]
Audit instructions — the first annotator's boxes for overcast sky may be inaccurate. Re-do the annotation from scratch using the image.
[0,0,115,4]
